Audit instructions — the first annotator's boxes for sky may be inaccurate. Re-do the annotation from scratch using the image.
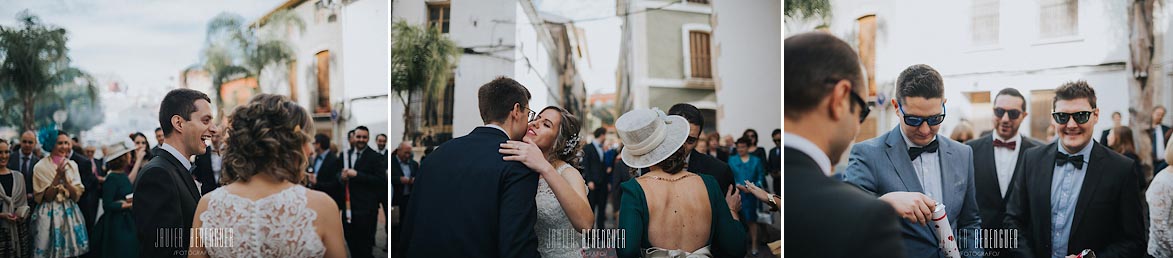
[0,0,286,92]
[535,0,621,95]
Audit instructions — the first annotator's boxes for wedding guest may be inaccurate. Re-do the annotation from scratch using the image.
[1108,125,1141,162]
[617,108,746,258]
[7,131,40,202]
[127,132,151,182]
[1148,138,1173,258]
[339,126,387,258]
[31,132,88,257]
[189,94,346,258]
[729,137,766,255]
[0,141,31,257]
[951,120,976,143]
[742,129,768,163]
[92,141,137,257]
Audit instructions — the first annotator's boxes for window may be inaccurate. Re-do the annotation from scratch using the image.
[1039,0,1077,38]
[315,51,331,114]
[688,31,711,78]
[971,0,999,45]
[427,3,450,33]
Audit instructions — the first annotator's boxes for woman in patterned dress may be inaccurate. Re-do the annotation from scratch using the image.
[30,132,88,258]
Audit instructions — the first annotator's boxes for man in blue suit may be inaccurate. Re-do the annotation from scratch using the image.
[842,64,982,257]
[400,76,540,258]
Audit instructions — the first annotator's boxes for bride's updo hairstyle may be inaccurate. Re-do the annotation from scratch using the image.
[221,94,314,184]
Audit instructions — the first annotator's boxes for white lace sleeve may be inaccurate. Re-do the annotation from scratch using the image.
[1148,172,1173,257]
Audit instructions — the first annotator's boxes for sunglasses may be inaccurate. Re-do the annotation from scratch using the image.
[993,108,1022,120]
[1052,111,1093,124]
[899,104,946,127]
[686,136,698,145]
[849,90,871,123]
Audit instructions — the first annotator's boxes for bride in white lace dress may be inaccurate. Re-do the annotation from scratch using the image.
[188,94,347,258]
[500,106,594,258]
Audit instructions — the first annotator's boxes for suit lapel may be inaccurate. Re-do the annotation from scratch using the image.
[939,138,965,211]
[973,136,1002,204]
[1003,139,1033,203]
[155,148,200,201]
[1069,144,1106,237]
[883,128,924,193]
[1035,143,1058,244]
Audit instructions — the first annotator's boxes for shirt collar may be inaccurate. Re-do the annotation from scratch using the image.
[995,133,1023,148]
[318,150,331,159]
[480,124,509,138]
[160,143,193,171]
[784,133,833,176]
[899,127,937,148]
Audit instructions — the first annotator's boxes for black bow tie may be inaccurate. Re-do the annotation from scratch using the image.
[1055,152,1085,169]
[908,140,939,161]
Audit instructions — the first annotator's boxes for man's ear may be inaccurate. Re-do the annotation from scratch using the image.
[171,115,184,135]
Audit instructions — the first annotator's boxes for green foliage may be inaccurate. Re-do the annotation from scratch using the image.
[391,20,460,141]
[0,10,100,132]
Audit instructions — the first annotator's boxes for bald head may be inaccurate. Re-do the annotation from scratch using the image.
[396,142,412,161]
[19,131,36,155]
[784,32,866,119]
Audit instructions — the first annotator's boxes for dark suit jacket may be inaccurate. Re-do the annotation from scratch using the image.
[965,134,1042,229]
[7,149,38,196]
[1149,124,1172,161]
[582,142,608,199]
[134,148,201,258]
[785,147,905,258]
[192,146,219,196]
[70,152,99,228]
[688,150,734,194]
[400,127,540,258]
[311,150,345,210]
[1099,129,1111,146]
[1002,142,1146,258]
[768,146,781,173]
[390,155,420,207]
[344,147,387,211]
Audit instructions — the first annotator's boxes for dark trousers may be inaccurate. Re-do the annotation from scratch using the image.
[391,196,408,258]
[345,209,379,258]
[589,187,609,228]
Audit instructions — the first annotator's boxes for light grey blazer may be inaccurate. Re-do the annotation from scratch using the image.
[842,126,983,258]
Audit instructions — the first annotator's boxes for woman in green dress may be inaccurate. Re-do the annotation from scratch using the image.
[614,108,746,258]
[92,141,137,258]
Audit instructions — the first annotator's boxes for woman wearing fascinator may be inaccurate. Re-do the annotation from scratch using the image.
[499,106,595,258]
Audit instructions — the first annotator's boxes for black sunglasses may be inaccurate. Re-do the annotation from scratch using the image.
[993,108,1022,120]
[849,90,871,123]
[686,136,698,145]
[899,104,946,127]
[1052,111,1093,124]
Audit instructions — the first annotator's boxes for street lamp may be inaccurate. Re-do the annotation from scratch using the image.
[53,110,68,130]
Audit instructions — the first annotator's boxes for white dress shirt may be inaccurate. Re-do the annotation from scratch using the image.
[901,129,943,203]
[993,134,1022,197]
[1157,126,1167,162]
[160,143,192,171]
[783,133,832,176]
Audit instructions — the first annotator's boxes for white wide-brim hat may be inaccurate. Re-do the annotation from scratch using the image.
[104,140,135,162]
[617,108,689,168]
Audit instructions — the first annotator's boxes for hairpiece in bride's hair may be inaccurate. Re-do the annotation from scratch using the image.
[293,125,302,133]
[560,133,580,156]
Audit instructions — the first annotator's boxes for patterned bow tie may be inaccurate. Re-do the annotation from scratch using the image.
[1055,152,1085,169]
[908,140,939,161]
[993,139,1016,150]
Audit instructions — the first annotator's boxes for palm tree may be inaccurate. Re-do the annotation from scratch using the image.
[784,0,831,19]
[198,11,304,117]
[391,20,460,142]
[0,10,98,132]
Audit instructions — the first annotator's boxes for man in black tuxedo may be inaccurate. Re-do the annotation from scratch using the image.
[1003,81,1146,258]
[8,131,40,202]
[965,88,1043,233]
[134,89,218,258]
[401,77,540,258]
[1150,105,1170,172]
[668,103,735,193]
[376,134,389,156]
[310,133,345,210]
[192,145,219,195]
[390,142,419,258]
[340,126,388,258]
[784,32,904,258]
[581,127,609,228]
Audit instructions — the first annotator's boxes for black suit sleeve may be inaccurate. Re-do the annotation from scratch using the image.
[134,165,183,257]
[1002,153,1034,258]
[497,163,540,258]
[390,158,404,190]
[352,153,387,188]
[855,199,906,258]
[315,156,344,192]
[1097,159,1146,258]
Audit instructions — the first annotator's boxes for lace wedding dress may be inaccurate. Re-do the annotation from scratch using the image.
[536,163,586,258]
[198,185,326,258]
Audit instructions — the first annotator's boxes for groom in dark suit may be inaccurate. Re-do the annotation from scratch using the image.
[134,89,218,257]
[401,76,540,258]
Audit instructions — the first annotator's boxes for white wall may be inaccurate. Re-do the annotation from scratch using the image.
[712,0,782,138]
[341,0,390,140]
[449,0,521,136]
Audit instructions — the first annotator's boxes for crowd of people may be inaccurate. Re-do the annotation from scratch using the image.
[394,77,781,257]
[0,89,390,258]
[786,31,1173,258]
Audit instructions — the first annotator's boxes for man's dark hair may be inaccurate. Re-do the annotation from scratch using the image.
[154,127,162,133]
[1052,80,1097,110]
[593,127,607,138]
[159,88,211,136]
[771,129,781,137]
[668,103,704,129]
[736,136,753,146]
[477,77,532,124]
[895,64,944,104]
[1113,111,1122,117]
[784,32,865,119]
[1155,105,1166,113]
[355,126,369,133]
[314,133,330,147]
[348,130,355,137]
[377,134,387,139]
[995,88,1027,111]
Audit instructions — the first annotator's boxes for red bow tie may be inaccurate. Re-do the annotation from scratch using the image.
[993,139,1016,150]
